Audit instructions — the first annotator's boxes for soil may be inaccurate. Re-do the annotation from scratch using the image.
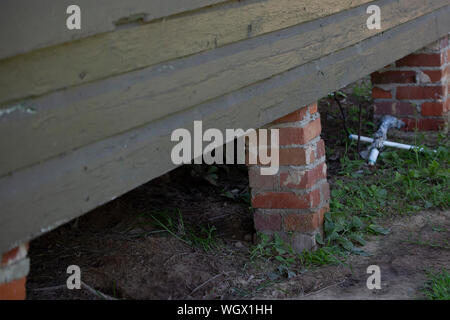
[26,80,449,300]
[297,210,450,300]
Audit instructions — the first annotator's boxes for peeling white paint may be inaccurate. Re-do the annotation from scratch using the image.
[1,243,28,266]
[415,70,431,83]
[283,170,305,186]
[305,146,313,163]
[0,104,35,118]
[0,258,30,284]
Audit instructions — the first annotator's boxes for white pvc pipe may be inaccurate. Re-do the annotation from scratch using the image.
[349,134,433,152]
[367,148,379,166]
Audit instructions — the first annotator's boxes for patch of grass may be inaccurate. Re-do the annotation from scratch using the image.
[324,137,448,253]
[250,136,449,274]
[250,232,348,281]
[404,235,450,250]
[422,269,450,300]
[150,209,218,251]
[250,233,297,273]
[250,233,303,280]
[432,224,447,233]
[298,245,348,267]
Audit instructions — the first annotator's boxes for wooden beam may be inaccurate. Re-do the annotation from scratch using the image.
[0,0,228,60]
[0,0,447,177]
[0,0,376,105]
[1,5,449,253]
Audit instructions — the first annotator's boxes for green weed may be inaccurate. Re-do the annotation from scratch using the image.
[324,141,448,254]
[352,80,373,102]
[150,209,218,251]
[250,138,449,273]
[250,232,347,280]
[421,269,450,300]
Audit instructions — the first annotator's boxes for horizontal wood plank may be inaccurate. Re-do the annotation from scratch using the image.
[0,0,228,60]
[1,5,449,252]
[0,0,375,105]
[0,0,447,177]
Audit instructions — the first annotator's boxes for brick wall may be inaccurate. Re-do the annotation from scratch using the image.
[371,35,449,131]
[0,244,29,300]
[248,103,330,252]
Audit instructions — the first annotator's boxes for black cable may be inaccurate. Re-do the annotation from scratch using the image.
[357,102,363,154]
[333,92,350,137]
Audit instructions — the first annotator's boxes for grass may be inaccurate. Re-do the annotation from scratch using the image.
[250,232,348,281]
[149,209,218,252]
[250,134,449,278]
[422,269,450,300]
[323,135,448,252]
[145,112,448,295]
[404,234,450,250]
[341,138,448,211]
[160,123,448,295]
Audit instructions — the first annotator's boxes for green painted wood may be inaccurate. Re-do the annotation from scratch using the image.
[0,0,228,60]
[1,4,449,252]
[0,0,375,105]
[0,0,446,177]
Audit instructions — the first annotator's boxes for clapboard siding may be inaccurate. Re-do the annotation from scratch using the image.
[0,0,228,60]
[1,5,449,253]
[0,0,447,177]
[0,0,376,105]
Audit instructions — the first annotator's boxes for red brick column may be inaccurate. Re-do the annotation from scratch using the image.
[371,35,449,131]
[0,244,29,300]
[248,103,330,252]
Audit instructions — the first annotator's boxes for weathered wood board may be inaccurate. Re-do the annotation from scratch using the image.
[0,0,375,105]
[0,0,228,60]
[0,0,447,177]
[0,0,449,252]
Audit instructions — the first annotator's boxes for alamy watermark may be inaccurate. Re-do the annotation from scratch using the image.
[66,264,81,289]
[65,4,382,32]
[171,121,279,175]
[366,265,381,290]
[366,5,381,30]
[66,5,81,30]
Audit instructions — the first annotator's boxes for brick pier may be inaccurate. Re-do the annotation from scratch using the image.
[371,35,449,131]
[248,103,330,252]
[0,244,29,300]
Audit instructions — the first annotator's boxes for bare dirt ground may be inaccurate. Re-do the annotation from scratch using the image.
[26,81,449,300]
[299,210,449,300]
[26,204,449,299]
